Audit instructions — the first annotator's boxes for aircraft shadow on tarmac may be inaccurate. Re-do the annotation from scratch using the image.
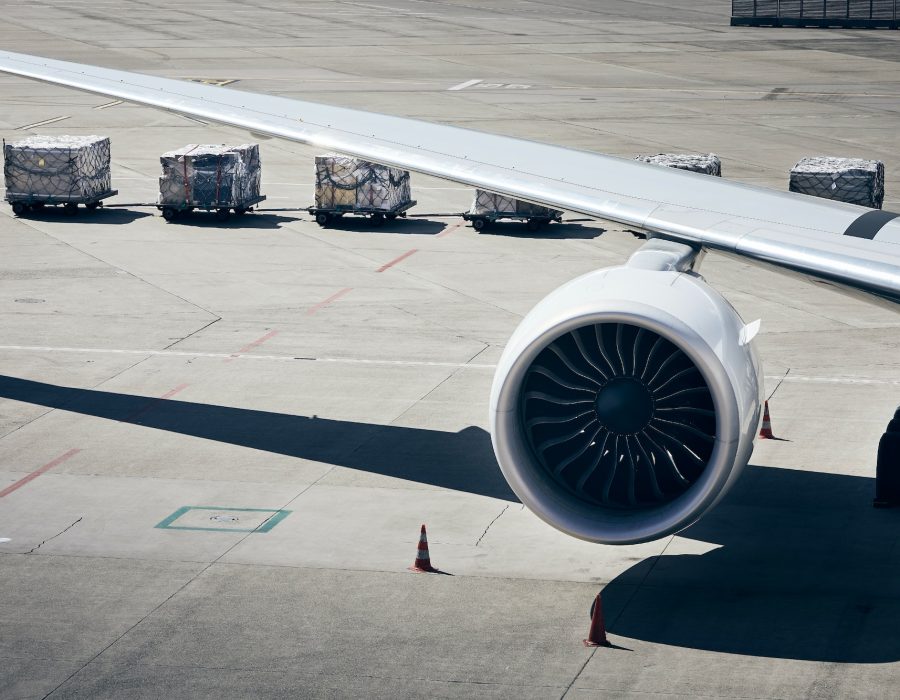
[1,373,897,663]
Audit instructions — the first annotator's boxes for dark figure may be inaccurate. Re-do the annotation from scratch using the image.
[874,408,900,508]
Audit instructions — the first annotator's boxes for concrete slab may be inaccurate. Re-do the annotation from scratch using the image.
[0,0,899,697]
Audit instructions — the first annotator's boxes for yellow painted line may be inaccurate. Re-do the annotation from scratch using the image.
[94,100,123,110]
[16,115,70,130]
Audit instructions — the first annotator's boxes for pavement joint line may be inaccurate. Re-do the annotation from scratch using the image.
[0,345,497,368]
[225,329,279,362]
[3,345,900,381]
[93,99,122,110]
[376,248,419,272]
[306,287,352,315]
[0,448,81,499]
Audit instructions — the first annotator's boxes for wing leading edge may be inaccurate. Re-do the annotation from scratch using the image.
[1,50,898,304]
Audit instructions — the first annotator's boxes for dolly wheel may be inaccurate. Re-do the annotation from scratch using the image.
[29,202,45,212]
[527,218,542,232]
[371,213,385,227]
[386,213,398,221]
[315,212,330,227]
[472,218,486,232]
[86,201,100,211]
[235,207,247,216]
[64,203,79,216]
[161,207,177,221]
[215,208,230,222]
[11,201,27,216]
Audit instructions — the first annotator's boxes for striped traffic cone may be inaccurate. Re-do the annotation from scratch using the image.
[408,524,438,573]
[584,592,612,647]
[759,401,775,439]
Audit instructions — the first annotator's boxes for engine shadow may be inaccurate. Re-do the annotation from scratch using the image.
[603,464,900,663]
[0,374,513,501]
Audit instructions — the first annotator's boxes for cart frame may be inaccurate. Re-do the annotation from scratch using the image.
[463,210,562,232]
[308,199,417,227]
[157,194,267,222]
[6,189,119,217]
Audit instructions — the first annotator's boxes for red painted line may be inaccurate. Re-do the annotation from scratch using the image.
[0,448,81,498]
[307,287,352,315]
[436,222,463,238]
[226,329,279,362]
[124,383,189,422]
[376,248,418,272]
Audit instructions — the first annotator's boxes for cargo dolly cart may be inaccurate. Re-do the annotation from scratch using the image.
[465,190,562,233]
[157,144,265,223]
[463,210,561,233]
[308,199,417,228]
[7,189,118,217]
[158,194,266,222]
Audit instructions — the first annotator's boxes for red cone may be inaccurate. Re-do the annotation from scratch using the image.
[408,524,438,573]
[759,400,775,439]
[584,592,612,647]
[584,593,612,647]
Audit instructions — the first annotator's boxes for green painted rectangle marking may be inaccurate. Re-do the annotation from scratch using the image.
[155,506,291,533]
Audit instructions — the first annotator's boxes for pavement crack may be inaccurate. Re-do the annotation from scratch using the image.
[25,517,82,554]
[475,505,509,547]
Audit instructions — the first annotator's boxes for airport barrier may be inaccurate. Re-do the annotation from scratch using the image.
[732,1,900,27]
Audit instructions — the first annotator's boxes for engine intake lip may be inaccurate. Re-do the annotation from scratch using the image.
[492,303,742,545]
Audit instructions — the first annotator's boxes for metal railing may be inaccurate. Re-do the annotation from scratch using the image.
[732,0,899,26]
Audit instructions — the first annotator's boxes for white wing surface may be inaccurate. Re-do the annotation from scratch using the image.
[1,50,898,304]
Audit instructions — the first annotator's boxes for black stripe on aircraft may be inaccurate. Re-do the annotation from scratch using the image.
[844,210,900,240]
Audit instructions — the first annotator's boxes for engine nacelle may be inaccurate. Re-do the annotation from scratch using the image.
[490,262,763,544]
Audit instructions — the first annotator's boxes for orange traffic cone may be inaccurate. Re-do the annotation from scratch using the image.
[584,592,612,647]
[408,524,438,573]
[759,400,775,439]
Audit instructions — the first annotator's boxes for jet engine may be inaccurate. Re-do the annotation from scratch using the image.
[490,241,763,544]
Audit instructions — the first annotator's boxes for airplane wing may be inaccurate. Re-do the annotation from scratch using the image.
[1,50,898,305]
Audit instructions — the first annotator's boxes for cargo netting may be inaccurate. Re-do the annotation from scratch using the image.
[314,155,411,211]
[159,144,261,208]
[634,153,722,177]
[4,135,112,201]
[789,157,884,209]
[469,189,562,217]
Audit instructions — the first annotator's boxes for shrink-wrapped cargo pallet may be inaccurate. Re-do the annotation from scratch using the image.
[789,157,884,209]
[4,135,115,215]
[310,155,415,226]
[634,153,722,177]
[466,189,563,232]
[158,143,263,220]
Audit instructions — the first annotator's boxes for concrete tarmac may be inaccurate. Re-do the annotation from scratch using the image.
[1,1,900,697]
